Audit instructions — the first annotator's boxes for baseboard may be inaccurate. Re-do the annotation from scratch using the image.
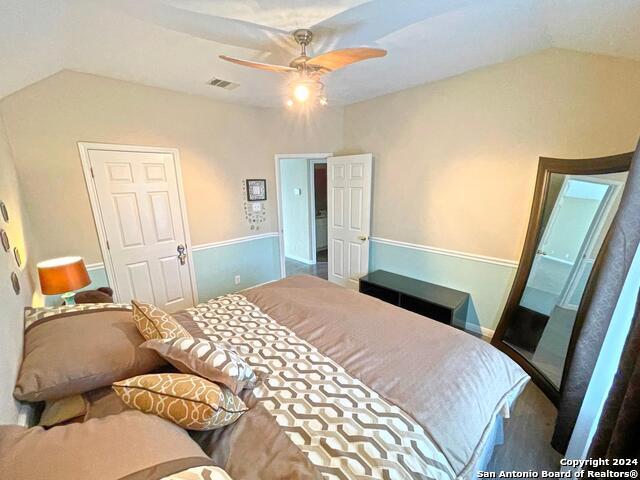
[239,278,280,293]
[465,323,495,339]
[285,254,314,265]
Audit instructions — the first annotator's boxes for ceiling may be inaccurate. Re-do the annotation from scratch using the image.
[1,0,639,107]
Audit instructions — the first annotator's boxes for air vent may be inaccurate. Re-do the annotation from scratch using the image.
[207,77,239,90]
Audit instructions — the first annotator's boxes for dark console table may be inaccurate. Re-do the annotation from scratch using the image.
[359,270,470,328]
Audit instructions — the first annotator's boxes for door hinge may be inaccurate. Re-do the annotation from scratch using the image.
[106,240,110,250]
[90,167,95,178]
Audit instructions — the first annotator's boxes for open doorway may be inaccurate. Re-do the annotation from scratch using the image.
[311,160,328,265]
[275,154,329,280]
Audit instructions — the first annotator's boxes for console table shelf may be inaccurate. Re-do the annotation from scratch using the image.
[359,270,470,328]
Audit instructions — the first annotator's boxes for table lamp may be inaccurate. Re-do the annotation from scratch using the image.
[37,256,91,305]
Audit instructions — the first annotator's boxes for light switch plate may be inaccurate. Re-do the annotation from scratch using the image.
[294,188,301,196]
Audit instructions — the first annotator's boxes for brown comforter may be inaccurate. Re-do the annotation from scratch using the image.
[189,275,528,479]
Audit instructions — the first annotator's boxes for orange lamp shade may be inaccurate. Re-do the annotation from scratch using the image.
[37,256,91,295]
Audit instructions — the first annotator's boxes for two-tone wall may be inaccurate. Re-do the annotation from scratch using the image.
[57,233,280,307]
[0,70,342,305]
[344,49,640,333]
[3,49,640,334]
[0,70,345,264]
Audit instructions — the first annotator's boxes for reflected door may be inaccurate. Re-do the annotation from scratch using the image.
[506,173,624,389]
[522,178,612,316]
[87,148,196,311]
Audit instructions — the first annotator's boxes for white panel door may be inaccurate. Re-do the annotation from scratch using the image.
[327,154,372,289]
[87,148,195,311]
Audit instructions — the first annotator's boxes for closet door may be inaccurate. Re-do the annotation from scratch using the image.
[81,144,197,311]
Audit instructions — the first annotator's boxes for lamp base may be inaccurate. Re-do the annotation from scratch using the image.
[61,292,76,305]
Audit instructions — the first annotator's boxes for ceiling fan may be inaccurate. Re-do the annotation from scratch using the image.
[219,29,386,107]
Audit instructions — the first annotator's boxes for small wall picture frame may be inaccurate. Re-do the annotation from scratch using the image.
[11,272,20,295]
[0,201,8,222]
[14,247,21,267]
[246,179,267,202]
[1,229,9,252]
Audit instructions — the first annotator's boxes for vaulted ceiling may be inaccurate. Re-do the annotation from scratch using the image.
[1,0,639,106]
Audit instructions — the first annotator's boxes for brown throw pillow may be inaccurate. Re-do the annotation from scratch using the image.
[113,373,247,431]
[0,410,214,480]
[39,395,87,427]
[14,308,165,402]
[141,337,257,394]
[132,300,191,341]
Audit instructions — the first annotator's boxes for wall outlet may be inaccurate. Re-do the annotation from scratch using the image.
[234,275,241,285]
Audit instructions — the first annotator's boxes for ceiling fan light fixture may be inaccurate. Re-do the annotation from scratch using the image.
[219,29,386,111]
[293,83,310,102]
[288,78,325,107]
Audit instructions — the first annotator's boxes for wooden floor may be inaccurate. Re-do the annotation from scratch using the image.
[487,382,563,472]
[285,251,328,280]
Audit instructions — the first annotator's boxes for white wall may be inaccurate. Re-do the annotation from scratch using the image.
[0,113,36,424]
[281,158,312,263]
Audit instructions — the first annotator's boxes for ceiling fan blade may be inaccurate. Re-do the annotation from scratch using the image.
[108,0,292,52]
[306,48,387,72]
[312,0,475,50]
[219,55,296,73]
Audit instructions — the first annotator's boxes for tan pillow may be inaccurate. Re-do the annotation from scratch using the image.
[14,308,165,402]
[113,373,247,431]
[0,410,214,480]
[141,337,257,394]
[39,394,87,427]
[132,300,191,340]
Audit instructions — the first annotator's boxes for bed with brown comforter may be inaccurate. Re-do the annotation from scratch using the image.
[174,275,528,480]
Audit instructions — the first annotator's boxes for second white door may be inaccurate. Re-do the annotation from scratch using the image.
[82,145,196,311]
[327,154,373,289]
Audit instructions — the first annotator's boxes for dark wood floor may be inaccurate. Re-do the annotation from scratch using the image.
[488,382,562,472]
[285,250,328,279]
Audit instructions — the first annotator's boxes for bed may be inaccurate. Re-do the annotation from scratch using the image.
[5,274,528,480]
[181,275,529,479]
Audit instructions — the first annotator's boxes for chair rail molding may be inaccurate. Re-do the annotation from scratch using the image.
[191,232,279,252]
[369,236,519,269]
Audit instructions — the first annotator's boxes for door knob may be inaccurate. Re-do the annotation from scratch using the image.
[358,235,368,241]
[177,244,187,265]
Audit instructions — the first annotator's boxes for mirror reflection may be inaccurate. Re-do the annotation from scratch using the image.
[504,171,627,388]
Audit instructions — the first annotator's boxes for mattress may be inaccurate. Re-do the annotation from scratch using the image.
[179,275,529,479]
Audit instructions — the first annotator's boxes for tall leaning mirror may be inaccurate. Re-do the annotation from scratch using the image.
[492,152,633,403]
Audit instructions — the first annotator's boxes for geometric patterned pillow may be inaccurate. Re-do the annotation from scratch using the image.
[112,373,247,431]
[141,337,257,394]
[161,465,233,480]
[132,300,191,341]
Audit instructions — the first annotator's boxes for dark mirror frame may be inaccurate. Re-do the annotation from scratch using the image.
[492,152,633,404]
